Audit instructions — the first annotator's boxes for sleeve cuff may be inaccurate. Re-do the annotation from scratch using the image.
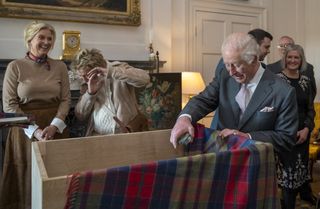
[84,91,97,98]
[51,117,66,133]
[24,124,39,139]
[179,114,192,122]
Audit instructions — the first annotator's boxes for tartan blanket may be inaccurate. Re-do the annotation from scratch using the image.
[64,124,279,209]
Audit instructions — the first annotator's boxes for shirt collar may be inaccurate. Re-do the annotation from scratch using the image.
[247,62,265,88]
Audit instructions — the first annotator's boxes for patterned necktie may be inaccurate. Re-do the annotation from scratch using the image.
[235,84,250,115]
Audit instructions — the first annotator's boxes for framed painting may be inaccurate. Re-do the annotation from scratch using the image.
[136,73,182,130]
[0,0,141,26]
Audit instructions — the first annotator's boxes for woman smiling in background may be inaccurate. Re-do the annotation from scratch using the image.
[276,44,316,208]
[0,21,70,209]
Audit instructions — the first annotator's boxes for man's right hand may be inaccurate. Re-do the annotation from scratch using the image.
[170,116,194,149]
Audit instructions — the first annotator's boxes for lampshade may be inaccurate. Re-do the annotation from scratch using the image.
[182,72,205,95]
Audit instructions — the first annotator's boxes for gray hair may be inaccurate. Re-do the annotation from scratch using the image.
[221,32,260,64]
[280,44,307,72]
[24,21,56,49]
[279,35,295,44]
[71,48,107,72]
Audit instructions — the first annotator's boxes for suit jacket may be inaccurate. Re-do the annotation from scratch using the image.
[210,59,265,129]
[267,60,316,100]
[210,58,225,130]
[182,67,298,152]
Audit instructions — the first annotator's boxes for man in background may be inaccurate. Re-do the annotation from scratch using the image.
[248,28,273,63]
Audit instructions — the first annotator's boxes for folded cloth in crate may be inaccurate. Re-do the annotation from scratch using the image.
[64,124,279,209]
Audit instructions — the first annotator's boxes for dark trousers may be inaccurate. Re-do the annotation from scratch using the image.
[281,188,297,209]
[281,182,314,209]
[299,182,313,199]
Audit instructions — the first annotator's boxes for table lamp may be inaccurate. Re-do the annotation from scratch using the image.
[182,72,205,108]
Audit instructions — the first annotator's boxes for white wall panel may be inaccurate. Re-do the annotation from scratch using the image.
[305,0,320,102]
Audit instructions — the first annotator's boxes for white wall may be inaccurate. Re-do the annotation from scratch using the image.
[265,0,306,63]
[151,0,172,71]
[169,0,319,101]
[0,16,147,60]
[305,0,320,102]
[0,0,172,71]
[172,0,188,72]
[263,0,320,102]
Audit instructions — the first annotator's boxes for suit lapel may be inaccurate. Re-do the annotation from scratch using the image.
[230,80,241,124]
[238,71,274,129]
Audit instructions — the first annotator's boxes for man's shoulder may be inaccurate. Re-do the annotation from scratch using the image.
[299,62,315,78]
[266,60,281,73]
[306,62,314,73]
[307,62,314,69]
[214,58,226,77]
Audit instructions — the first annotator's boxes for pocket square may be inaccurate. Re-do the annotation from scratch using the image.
[260,106,274,112]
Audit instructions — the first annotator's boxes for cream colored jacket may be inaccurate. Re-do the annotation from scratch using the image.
[75,61,150,136]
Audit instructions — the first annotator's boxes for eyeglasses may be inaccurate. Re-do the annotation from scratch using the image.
[277,44,292,49]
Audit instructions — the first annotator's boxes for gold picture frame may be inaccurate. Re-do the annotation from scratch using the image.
[0,0,141,26]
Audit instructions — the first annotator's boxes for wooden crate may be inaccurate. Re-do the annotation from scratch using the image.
[32,129,183,209]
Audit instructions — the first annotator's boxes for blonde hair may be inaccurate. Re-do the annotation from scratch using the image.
[24,21,56,49]
[71,48,107,72]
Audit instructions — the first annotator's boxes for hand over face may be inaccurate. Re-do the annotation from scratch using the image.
[86,67,106,94]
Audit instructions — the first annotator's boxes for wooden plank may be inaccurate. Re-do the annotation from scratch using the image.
[42,129,183,177]
[32,129,183,209]
[31,143,44,209]
[42,177,69,209]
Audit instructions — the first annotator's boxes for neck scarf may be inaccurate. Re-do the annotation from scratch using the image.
[26,51,50,70]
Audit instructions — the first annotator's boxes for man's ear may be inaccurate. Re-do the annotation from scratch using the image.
[248,56,258,65]
[251,56,259,64]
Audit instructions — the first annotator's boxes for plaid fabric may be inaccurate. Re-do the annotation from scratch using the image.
[64,124,280,209]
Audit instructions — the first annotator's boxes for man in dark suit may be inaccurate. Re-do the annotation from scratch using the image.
[267,35,316,100]
[248,28,273,63]
[210,28,273,129]
[170,32,298,153]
